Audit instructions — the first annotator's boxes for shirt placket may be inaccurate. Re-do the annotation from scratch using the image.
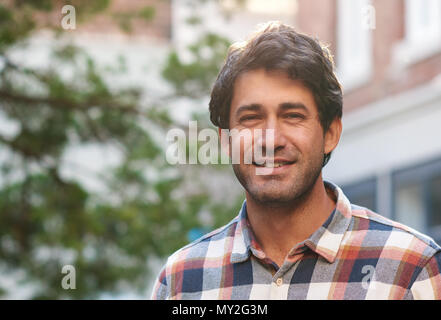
[267,247,307,300]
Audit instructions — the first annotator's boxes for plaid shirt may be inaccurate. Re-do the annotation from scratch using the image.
[151,181,441,300]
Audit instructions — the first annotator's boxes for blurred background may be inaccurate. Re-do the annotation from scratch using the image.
[0,0,440,299]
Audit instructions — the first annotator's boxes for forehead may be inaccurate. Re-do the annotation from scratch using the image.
[230,68,317,115]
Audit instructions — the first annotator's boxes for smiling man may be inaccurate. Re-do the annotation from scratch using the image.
[151,22,441,300]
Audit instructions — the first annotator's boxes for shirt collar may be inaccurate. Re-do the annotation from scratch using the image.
[230,180,353,264]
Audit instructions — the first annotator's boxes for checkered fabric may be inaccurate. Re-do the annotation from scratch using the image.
[151,181,441,300]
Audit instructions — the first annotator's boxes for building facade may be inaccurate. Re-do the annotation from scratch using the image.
[294,0,441,243]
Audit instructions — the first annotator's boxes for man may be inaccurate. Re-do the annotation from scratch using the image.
[151,22,441,299]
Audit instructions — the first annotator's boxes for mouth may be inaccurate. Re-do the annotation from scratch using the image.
[252,160,295,168]
[251,157,297,175]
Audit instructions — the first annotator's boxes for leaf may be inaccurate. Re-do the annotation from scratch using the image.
[138,6,156,21]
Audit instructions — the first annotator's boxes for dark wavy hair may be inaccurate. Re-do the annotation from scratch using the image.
[208,21,343,167]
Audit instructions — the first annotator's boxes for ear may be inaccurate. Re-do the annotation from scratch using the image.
[324,117,342,155]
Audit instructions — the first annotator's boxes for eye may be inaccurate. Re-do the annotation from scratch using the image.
[240,115,261,122]
[284,113,305,119]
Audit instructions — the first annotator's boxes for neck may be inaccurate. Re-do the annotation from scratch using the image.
[245,175,336,267]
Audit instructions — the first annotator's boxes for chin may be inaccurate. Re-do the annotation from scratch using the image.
[233,163,321,206]
[247,172,320,206]
[248,186,298,205]
[251,193,298,208]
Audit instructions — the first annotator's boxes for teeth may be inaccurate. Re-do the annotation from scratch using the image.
[254,162,290,168]
[266,162,287,168]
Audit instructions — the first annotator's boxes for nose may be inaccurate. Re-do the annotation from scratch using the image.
[258,119,287,157]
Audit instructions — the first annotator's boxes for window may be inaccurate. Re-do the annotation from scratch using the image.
[394,0,441,66]
[336,0,373,91]
[394,182,426,234]
[405,0,441,44]
[392,156,441,242]
[341,177,377,211]
[428,174,441,238]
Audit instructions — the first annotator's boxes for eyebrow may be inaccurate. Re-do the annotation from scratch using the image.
[234,104,262,118]
[279,102,309,114]
[235,102,309,118]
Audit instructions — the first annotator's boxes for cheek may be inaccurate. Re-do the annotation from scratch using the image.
[287,129,325,156]
[229,130,255,164]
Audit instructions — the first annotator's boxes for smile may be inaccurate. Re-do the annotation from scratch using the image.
[252,160,295,168]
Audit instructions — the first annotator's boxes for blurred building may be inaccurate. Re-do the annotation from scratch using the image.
[296,0,441,243]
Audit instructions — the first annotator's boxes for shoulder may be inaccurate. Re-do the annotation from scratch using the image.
[349,204,441,262]
[165,215,240,268]
[152,216,240,299]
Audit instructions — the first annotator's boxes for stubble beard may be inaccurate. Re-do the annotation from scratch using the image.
[232,155,323,209]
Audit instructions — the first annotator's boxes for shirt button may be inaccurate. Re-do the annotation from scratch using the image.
[276,278,283,286]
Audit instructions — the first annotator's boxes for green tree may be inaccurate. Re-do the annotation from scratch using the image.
[0,0,240,299]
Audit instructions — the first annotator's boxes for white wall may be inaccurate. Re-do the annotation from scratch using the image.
[323,74,441,218]
[324,75,441,184]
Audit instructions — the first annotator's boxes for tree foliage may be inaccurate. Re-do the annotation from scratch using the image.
[0,0,240,299]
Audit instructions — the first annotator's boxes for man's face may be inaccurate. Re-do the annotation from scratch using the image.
[227,68,340,206]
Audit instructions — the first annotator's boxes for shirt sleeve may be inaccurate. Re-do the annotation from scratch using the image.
[410,250,441,300]
[150,265,168,300]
